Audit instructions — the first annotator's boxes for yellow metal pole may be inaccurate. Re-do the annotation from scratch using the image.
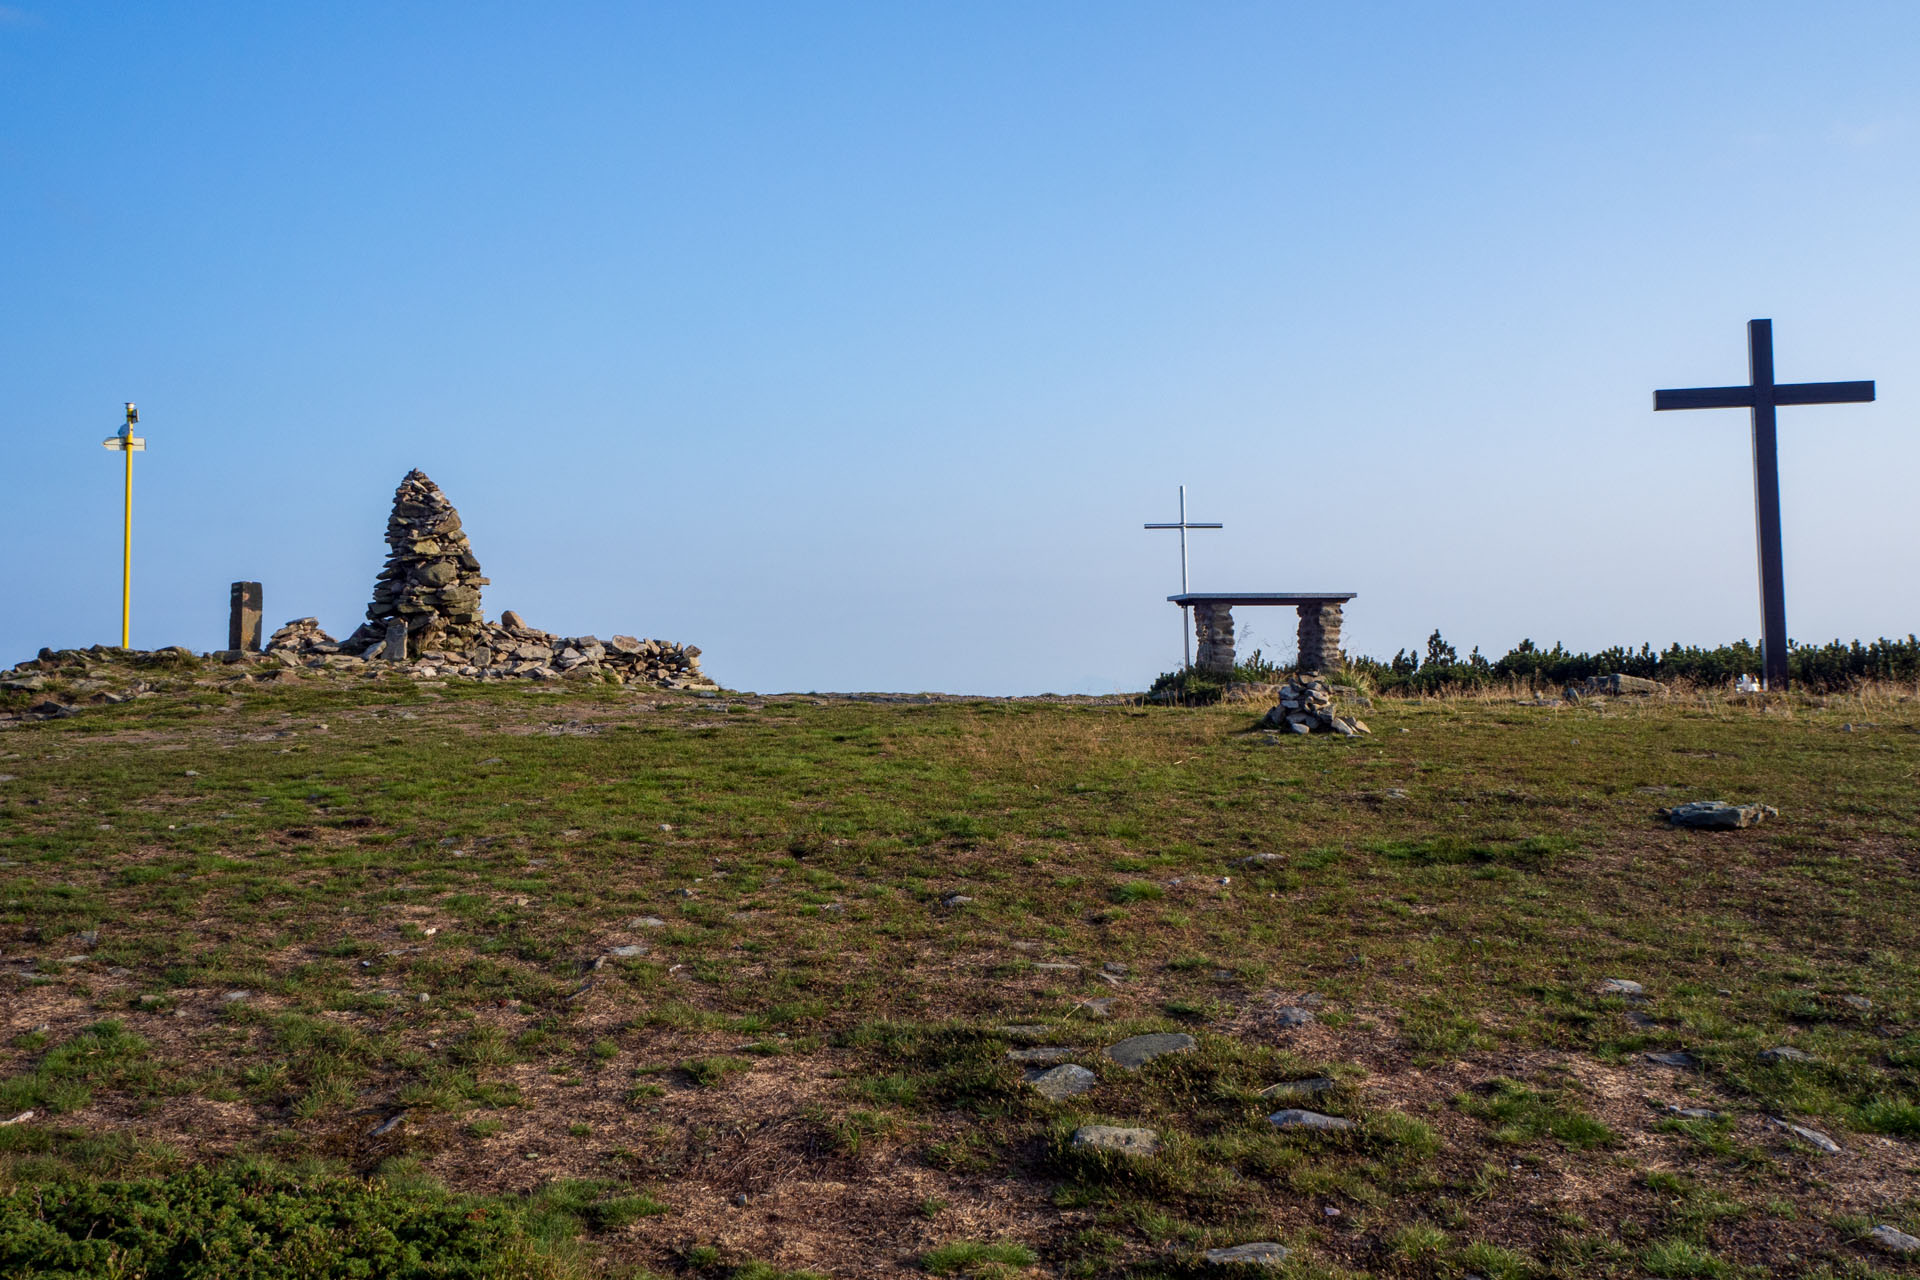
[103,403,141,649]
[122,438,133,648]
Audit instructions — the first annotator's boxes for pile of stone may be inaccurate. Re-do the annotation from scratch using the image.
[282,469,715,690]
[1264,676,1369,736]
[265,618,338,654]
[250,611,713,689]
[341,470,490,661]
[1566,673,1664,701]
[446,614,713,688]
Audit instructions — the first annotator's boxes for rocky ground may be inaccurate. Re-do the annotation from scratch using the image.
[3,674,1919,1277]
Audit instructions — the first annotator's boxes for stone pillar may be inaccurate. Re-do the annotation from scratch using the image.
[229,582,263,652]
[1296,602,1344,673]
[383,619,410,662]
[1193,603,1236,676]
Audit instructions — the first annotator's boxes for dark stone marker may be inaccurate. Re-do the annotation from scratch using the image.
[229,582,263,652]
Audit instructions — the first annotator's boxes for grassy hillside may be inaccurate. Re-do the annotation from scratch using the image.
[3,666,1918,1277]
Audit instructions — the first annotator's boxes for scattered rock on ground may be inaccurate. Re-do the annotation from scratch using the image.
[1203,1243,1289,1266]
[1597,977,1644,996]
[1027,1064,1097,1100]
[1071,1125,1159,1156]
[1105,1032,1196,1069]
[1759,1046,1816,1065]
[1268,1109,1355,1132]
[1660,800,1777,830]
[1869,1225,1920,1255]
[1769,1117,1840,1153]
[1645,1051,1698,1069]
[1271,1006,1316,1028]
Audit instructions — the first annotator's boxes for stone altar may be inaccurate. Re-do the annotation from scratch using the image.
[1167,592,1356,675]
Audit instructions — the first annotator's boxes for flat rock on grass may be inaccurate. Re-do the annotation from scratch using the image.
[1027,1064,1096,1100]
[1268,1109,1354,1132]
[1660,800,1777,830]
[1105,1032,1196,1069]
[1597,978,1644,997]
[1869,1225,1920,1255]
[1644,1051,1698,1069]
[1769,1117,1841,1153]
[1071,1125,1159,1156]
[1271,1006,1315,1028]
[1758,1046,1816,1065]
[1203,1243,1289,1266]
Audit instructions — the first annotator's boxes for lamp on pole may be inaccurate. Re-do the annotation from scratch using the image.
[100,402,146,648]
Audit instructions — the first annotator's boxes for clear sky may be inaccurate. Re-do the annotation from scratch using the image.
[3,3,1915,693]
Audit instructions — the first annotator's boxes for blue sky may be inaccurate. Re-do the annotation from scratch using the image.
[3,3,1915,693]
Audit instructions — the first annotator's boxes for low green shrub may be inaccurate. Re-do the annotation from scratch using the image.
[0,1162,580,1278]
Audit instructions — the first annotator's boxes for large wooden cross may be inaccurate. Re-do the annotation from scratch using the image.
[1654,319,1874,691]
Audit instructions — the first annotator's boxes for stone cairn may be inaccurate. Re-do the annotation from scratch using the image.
[342,470,489,660]
[1264,675,1369,736]
[259,469,716,690]
[267,618,334,653]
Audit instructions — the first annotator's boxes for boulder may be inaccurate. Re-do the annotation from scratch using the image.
[1105,1032,1196,1070]
[1267,1108,1354,1132]
[1070,1125,1159,1156]
[1027,1064,1096,1100]
[1203,1243,1289,1266]
[1661,801,1777,830]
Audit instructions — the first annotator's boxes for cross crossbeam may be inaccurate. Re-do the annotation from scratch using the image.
[1653,319,1875,691]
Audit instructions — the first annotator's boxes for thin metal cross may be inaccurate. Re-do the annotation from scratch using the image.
[1654,319,1874,691]
[1144,484,1222,669]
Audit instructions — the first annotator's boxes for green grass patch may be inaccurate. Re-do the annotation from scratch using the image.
[1456,1080,1614,1149]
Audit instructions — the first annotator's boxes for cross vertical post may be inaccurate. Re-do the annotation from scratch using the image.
[1746,320,1787,695]
[1654,320,1874,692]
[1144,485,1222,670]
